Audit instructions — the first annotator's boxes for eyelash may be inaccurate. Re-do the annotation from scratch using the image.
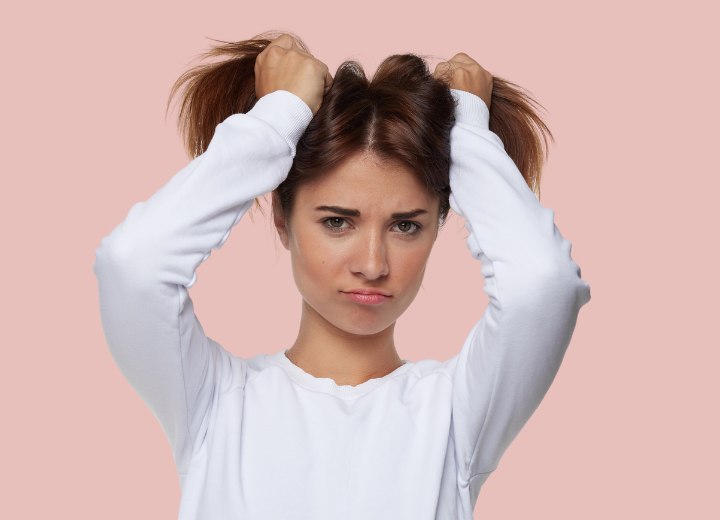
[320,217,423,236]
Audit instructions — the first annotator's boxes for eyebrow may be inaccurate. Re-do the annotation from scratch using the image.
[314,205,428,220]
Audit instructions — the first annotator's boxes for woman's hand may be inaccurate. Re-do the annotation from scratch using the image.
[255,33,333,116]
[433,53,493,109]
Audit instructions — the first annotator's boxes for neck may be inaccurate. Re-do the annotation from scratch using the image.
[285,299,405,387]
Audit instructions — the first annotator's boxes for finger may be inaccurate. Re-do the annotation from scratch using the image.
[433,61,448,74]
[272,33,295,50]
[324,69,333,91]
[433,61,453,80]
[448,52,476,65]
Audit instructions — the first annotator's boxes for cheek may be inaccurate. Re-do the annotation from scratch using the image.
[291,232,341,290]
[400,239,432,271]
[394,243,433,288]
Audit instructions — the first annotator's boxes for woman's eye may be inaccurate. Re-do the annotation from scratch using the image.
[323,217,349,232]
[394,221,421,235]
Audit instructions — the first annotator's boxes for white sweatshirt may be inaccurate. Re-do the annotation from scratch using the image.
[94,88,591,519]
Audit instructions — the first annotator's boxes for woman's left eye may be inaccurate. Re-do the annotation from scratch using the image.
[393,221,421,234]
[321,218,421,235]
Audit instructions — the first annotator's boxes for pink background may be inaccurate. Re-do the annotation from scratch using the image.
[3,0,717,518]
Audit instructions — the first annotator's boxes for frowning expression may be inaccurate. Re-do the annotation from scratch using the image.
[274,152,441,336]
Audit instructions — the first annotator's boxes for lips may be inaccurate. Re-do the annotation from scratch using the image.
[342,291,391,305]
[343,289,392,297]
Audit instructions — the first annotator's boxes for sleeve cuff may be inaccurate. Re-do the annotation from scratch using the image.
[246,90,314,156]
[450,88,490,129]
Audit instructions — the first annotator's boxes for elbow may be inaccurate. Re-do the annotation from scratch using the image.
[537,235,591,307]
[94,233,133,274]
[93,234,118,279]
[93,233,156,289]
[534,261,592,313]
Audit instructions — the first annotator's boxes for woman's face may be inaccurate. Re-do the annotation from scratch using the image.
[275,152,440,336]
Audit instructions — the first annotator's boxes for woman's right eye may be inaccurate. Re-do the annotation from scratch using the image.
[321,217,350,232]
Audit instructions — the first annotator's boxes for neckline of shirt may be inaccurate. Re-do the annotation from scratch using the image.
[266,349,413,399]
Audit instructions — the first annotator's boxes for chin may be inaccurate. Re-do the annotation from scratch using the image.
[332,310,396,336]
[303,294,396,336]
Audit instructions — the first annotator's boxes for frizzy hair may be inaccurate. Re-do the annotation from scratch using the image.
[165,30,553,230]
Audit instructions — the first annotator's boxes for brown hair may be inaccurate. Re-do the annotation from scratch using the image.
[166,30,553,230]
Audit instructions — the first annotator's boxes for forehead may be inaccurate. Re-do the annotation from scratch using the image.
[297,154,435,210]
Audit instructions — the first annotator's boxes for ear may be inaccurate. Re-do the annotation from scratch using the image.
[272,191,290,250]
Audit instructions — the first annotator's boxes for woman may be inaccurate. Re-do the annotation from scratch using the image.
[94,31,591,519]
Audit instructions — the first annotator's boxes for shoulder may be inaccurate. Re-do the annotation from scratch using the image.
[405,356,457,385]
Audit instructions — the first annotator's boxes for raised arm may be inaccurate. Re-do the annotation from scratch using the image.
[446,88,592,499]
[93,90,313,475]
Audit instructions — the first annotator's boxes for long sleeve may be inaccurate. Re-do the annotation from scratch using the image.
[93,90,314,475]
[447,89,592,495]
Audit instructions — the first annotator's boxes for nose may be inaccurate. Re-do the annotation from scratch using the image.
[350,229,389,280]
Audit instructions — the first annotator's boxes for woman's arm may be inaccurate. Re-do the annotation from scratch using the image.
[447,89,592,490]
[93,90,313,475]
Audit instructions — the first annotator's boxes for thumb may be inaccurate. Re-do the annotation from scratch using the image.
[433,61,452,81]
[324,70,333,92]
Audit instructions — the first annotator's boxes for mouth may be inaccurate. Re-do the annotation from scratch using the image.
[342,289,392,296]
[341,290,392,305]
